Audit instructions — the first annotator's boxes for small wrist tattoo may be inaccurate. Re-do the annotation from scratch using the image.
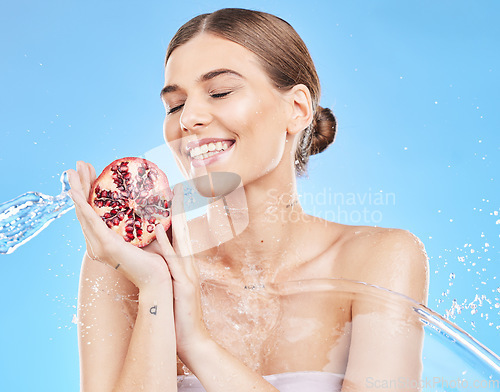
[150,305,158,315]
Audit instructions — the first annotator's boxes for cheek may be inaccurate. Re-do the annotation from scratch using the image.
[163,119,191,178]
[263,132,287,169]
[220,95,281,138]
[228,95,287,166]
[163,117,173,140]
[252,100,290,170]
[246,114,288,173]
[163,118,182,151]
[217,98,252,132]
[162,117,170,142]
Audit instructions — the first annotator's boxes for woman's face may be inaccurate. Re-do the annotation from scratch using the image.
[162,33,293,186]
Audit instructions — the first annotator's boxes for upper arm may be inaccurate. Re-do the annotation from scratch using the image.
[78,253,139,392]
[358,228,429,304]
[341,229,429,391]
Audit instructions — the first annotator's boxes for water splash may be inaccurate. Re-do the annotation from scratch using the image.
[0,170,245,255]
[192,278,500,383]
[0,172,74,254]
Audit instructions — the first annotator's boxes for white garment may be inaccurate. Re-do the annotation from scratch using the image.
[177,371,344,392]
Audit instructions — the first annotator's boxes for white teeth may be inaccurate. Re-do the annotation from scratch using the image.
[189,141,232,158]
[192,146,201,156]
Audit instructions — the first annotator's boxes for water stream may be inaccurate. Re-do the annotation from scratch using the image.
[0,168,241,255]
[0,172,74,254]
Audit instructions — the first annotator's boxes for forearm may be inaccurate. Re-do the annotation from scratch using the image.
[113,284,177,392]
[183,339,278,392]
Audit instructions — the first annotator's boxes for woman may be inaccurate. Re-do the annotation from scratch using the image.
[68,8,429,392]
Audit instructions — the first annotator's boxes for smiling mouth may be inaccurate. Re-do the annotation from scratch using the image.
[188,140,235,160]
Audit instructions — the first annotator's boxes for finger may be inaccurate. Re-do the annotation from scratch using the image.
[67,168,101,239]
[76,161,93,200]
[67,168,91,242]
[67,168,84,204]
[83,162,97,199]
[67,169,121,254]
[69,166,164,287]
[88,162,97,185]
[68,168,99,254]
[154,224,186,281]
[171,183,194,258]
[154,223,175,257]
[170,184,198,281]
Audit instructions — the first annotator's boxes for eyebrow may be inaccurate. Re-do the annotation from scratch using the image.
[160,68,244,99]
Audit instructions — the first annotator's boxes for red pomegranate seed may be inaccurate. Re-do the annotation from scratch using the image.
[89,157,172,247]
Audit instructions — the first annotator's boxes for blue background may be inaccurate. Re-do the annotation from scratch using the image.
[0,1,498,390]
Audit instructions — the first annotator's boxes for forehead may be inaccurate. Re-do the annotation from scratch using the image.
[164,34,262,83]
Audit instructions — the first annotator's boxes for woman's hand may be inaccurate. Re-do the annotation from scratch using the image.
[154,183,211,362]
[67,160,171,291]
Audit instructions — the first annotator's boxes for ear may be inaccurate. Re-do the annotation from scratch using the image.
[285,84,313,136]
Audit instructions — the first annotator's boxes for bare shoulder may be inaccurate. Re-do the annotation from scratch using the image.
[333,224,429,304]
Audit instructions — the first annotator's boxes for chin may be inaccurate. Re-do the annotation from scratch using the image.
[190,171,242,198]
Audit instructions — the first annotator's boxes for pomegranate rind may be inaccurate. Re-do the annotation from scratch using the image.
[89,157,173,247]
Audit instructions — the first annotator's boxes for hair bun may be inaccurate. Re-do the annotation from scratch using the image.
[310,106,337,155]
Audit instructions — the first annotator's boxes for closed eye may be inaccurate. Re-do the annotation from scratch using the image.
[210,91,231,99]
[166,104,184,115]
[166,91,232,115]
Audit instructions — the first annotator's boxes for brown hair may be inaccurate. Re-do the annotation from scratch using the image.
[165,8,336,176]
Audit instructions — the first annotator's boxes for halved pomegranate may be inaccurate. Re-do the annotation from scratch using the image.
[89,157,173,247]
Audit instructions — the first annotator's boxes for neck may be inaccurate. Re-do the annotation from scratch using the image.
[204,160,306,275]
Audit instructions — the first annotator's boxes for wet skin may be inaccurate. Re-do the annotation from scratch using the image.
[160,34,429,377]
[70,32,429,391]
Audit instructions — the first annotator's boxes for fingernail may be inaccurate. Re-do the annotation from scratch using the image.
[66,170,73,184]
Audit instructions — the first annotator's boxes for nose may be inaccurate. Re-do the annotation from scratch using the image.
[179,96,212,132]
